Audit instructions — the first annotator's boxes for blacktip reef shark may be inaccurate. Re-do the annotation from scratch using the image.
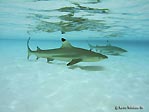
[88,40,127,56]
[27,37,108,66]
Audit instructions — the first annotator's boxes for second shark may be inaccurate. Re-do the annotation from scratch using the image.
[88,40,127,56]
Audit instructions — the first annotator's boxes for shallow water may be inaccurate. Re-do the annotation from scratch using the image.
[0,39,149,112]
[0,0,149,112]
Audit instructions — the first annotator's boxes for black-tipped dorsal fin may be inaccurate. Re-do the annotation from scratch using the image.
[61,38,73,48]
[37,46,41,51]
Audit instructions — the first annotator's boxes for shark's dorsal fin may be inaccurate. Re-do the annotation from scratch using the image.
[37,46,41,51]
[61,38,73,48]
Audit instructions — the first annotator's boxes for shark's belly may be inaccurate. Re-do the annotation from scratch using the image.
[82,57,101,62]
[100,49,124,55]
[53,57,72,61]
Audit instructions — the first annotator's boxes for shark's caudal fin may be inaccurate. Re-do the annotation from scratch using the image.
[27,37,32,60]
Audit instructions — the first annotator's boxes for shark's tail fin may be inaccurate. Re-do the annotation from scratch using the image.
[27,37,32,60]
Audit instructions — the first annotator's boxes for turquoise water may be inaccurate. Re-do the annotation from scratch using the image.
[0,0,149,112]
[0,39,149,112]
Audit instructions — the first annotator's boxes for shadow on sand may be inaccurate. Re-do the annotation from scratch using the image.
[68,65,105,71]
[47,62,105,71]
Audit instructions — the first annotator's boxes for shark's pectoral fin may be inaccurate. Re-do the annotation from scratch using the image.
[67,59,82,66]
[47,58,54,62]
